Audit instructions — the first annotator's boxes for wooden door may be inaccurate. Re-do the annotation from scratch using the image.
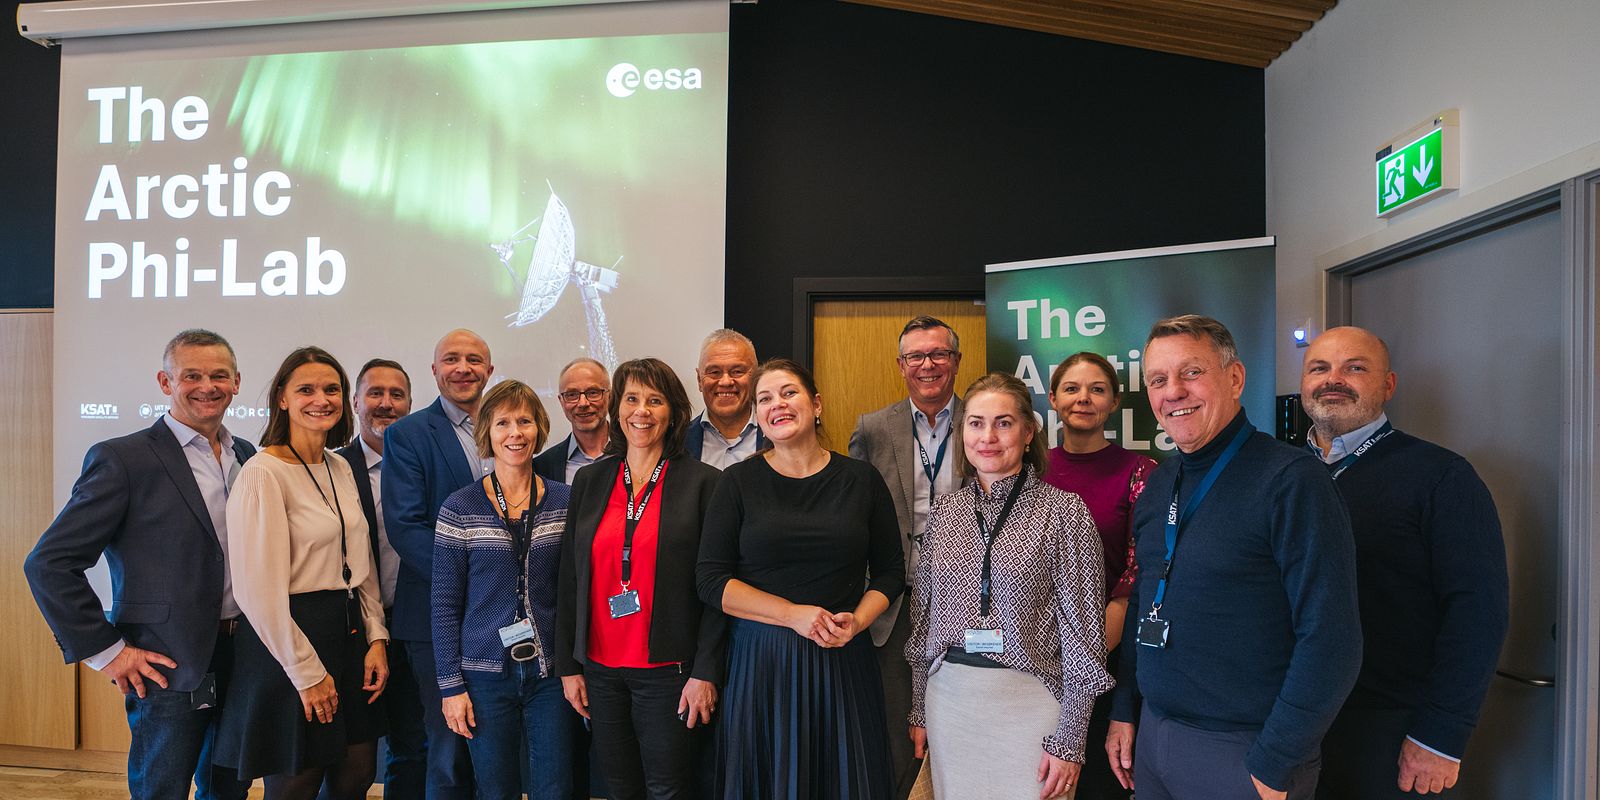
[812,298,987,451]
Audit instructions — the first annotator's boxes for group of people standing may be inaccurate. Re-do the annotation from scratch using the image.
[26,312,1509,800]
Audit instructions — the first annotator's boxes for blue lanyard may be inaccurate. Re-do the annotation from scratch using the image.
[1317,422,1394,480]
[915,417,950,496]
[1150,422,1253,613]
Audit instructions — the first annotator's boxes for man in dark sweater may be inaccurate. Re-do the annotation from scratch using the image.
[1300,327,1508,798]
[1106,315,1361,800]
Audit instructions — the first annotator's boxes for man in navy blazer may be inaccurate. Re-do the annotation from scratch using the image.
[337,358,425,800]
[382,330,493,800]
[25,329,253,800]
[681,329,768,467]
[534,357,612,485]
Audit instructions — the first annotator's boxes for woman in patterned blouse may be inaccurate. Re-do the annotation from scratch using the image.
[905,371,1114,800]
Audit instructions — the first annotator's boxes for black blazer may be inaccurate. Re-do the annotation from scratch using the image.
[555,455,727,684]
[24,417,256,693]
[532,434,572,485]
[336,439,381,566]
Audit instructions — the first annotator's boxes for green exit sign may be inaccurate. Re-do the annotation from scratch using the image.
[1375,110,1459,218]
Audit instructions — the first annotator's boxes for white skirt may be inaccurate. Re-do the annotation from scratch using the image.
[925,660,1067,799]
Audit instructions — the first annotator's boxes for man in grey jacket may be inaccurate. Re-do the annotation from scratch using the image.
[849,314,966,799]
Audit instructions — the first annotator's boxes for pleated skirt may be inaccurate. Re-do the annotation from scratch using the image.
[715,618,894,800]
[925,660,1064,799]
[213,591,385,780]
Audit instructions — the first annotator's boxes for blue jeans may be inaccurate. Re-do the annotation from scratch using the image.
[125,636,249,800]
[403,640,475,800]
[462,659,578,800]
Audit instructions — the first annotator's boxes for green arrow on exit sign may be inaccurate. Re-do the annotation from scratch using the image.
[1376,127,1444,215]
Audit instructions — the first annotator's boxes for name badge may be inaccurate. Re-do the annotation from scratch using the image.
[963,628,1003,654]
[1136,616,1170,649]
[608,589,642,619]
[498,618,534,648]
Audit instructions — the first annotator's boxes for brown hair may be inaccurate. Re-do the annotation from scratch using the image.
[604,358,693,459]
[953,371,1048,480]
[473,380,549,459]
[750,357,827,449]
[261,346,354,448]
[1049,351,1122,400]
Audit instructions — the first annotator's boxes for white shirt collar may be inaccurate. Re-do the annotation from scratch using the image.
[360,437,383,470]
[441,397,472,428]
[165,413,235,452]
[910,395,957,427]
[1310,412,1389,463]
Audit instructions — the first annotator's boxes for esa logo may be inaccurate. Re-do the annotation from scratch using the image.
[80,403,119,420]
[605,62,704,98]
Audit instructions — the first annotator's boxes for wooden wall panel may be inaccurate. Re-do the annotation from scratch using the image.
[76,666,131,753]
[0,312,75,749]
[812,299,988,449]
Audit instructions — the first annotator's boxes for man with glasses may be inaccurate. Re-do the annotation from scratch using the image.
[849,314,966,799]
[683,328,767,468]
[535,357,611,485]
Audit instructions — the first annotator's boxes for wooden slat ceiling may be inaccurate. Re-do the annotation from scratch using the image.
[843,0,1338,68]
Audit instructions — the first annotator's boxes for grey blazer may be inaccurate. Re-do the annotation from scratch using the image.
[848,395,964,646]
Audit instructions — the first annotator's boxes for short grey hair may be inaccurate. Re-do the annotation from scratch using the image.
[163,329,237,374]
[1145,315,1240,367]
[557,357,607,383]
[899,315,960,354]
[699,329,756,362]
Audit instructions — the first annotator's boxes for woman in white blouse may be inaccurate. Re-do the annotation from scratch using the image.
[904,371,1113,800]
[215,347,389,800]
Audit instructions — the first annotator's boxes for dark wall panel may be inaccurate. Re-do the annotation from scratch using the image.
[725,0,1264,358]
[1,1,58,309]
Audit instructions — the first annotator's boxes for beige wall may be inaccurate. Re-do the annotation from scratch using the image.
[1265,0,1600,390]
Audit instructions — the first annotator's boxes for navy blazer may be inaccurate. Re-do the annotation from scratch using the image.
[532,434,572,485]
[680,413,769,463]
[336,439,382,567]
[382,398,476,642]
[24,417,256,693]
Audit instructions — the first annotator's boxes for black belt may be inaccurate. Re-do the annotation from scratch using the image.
[943,645,1005,669]
[218,617,240,636]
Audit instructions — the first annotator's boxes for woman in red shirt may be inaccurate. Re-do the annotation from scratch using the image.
[555,358,726,799]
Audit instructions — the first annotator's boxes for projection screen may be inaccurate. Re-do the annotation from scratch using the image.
[49,0,730,516]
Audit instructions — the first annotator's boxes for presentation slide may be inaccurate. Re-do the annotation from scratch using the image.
[52,2,729,508]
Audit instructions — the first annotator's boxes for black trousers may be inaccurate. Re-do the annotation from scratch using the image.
[1318,706,1457,800]
[874,600,920,800]
[584,662,708,800]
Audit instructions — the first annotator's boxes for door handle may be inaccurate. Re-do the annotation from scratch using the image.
[1496,669,1556,688]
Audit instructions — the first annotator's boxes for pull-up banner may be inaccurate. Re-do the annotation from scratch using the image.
[985,237,1276,460]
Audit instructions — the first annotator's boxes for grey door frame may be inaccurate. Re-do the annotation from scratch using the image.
[1322,170,1600,800]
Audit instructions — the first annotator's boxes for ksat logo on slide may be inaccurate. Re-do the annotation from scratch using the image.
[80,403,119,420]
[606,62,703,98]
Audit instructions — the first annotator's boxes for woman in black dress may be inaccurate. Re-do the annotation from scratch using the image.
[696,358,905,800]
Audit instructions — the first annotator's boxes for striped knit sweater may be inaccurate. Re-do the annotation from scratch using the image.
[432,478,570,697]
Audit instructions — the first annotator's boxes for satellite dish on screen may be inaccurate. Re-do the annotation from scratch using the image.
[491,190,621,369]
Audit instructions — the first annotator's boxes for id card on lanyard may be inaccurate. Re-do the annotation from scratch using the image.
[491,473,540,661]
[1137,423,1252,649]
[611,459,665,619]
[964,471,1026,655]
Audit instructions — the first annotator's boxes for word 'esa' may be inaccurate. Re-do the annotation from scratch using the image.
[89,237,346,299]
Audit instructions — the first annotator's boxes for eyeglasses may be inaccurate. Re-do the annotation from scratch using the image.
[558,388,607,404]
[898,349,957,367]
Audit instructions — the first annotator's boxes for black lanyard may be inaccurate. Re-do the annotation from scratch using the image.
[1150,423,1252,614]
[620,459,666,589]
[915,416,950,507]
[288,445,351,596]
[972,469,1027,617]
[490,472,535,620]
[1316,421,1394,480]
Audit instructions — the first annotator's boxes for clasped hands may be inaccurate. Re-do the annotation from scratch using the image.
[789,604,860,647]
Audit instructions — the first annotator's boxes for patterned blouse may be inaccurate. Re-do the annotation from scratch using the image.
[904,467,1113,761]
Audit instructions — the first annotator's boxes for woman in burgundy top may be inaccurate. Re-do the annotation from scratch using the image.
[555,358,726,799]
[1042,352,1155,800]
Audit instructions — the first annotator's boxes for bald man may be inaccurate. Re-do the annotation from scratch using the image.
[1301,327,1508,799]
[383,329,495,800]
